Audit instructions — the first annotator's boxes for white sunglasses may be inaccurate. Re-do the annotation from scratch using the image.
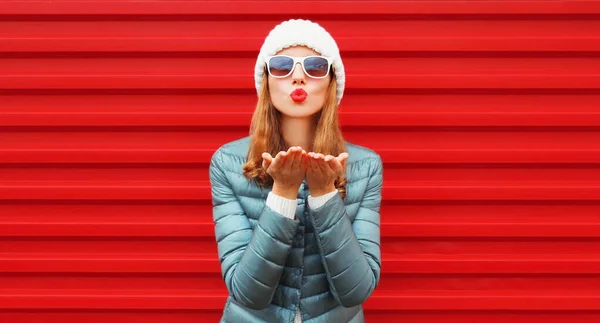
[265,55,333,79]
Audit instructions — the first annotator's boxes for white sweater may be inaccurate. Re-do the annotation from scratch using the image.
[265,189,338,323]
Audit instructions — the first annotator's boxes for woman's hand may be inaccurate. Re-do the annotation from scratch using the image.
[306,152,349,197]
[262,146,308,199]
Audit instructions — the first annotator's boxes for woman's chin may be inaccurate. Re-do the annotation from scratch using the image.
[281,111,310,118]
[281,105,321,118]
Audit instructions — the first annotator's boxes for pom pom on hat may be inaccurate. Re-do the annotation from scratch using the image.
[254,19,345,105]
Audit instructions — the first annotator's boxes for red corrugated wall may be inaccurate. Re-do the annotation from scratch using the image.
[2,1,600,322]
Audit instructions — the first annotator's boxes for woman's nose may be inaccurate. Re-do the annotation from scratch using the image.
[291,62,306,83]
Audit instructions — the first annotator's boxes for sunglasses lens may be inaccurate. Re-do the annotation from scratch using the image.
[268,56,294,77]
[304,57,329,77]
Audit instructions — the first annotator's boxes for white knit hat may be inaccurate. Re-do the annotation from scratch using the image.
[254,19,345,105]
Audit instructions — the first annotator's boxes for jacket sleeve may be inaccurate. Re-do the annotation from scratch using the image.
[307,155,383,308]
[209,149,300,310]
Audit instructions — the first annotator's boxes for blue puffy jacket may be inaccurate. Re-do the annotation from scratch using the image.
[209,136,383,322]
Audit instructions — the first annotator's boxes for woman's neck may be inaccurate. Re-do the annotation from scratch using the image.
[280,115,316,151]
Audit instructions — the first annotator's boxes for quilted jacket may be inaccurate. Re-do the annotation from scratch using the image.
[209,136,383,323]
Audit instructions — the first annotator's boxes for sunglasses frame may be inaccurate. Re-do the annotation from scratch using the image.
[265,55,333,79]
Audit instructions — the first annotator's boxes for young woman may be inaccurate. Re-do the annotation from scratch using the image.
[209,19,384,323]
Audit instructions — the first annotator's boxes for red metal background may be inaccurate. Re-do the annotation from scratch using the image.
[2,1,600,322]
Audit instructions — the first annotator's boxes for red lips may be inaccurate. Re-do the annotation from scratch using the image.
[290,88,308,103]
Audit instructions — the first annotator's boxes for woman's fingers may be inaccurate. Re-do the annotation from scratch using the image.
[330,158,347,181]
[270,151,287,171]
[326,155,341,173]
[269,147,309,173]
[317,154,332,174]
[261,152,273,169]
[287,147,298,169]
[305,152,349,189]
[290,148,302,169]
[334,152,348,178]
[310,153,321,174]
[279,146,305,171]
[268,148,348,177]
[286,146,299,168]
[337,152,349,166]
[306,152,313,172]
[300,149,308,170]
[312,154,337,179]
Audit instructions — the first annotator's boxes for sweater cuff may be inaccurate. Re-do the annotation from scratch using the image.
[266,191,297,219]
[308,189,338,210]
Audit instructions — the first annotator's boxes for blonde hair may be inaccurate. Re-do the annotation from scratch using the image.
[242,67,347,198]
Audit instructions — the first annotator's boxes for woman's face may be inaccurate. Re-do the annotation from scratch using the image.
[268,46,331,118]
